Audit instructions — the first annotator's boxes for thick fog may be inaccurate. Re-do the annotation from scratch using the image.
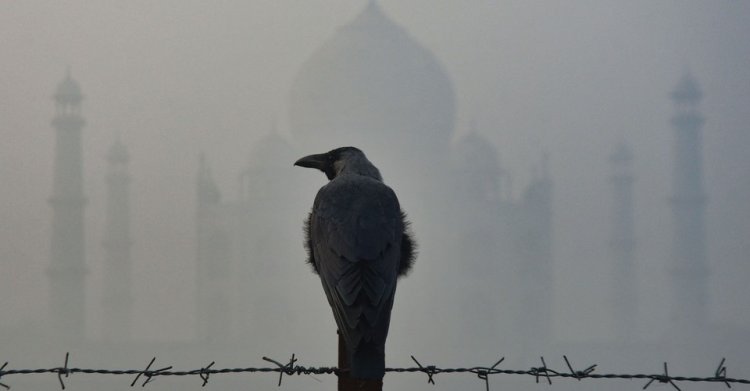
[2,1,750,390]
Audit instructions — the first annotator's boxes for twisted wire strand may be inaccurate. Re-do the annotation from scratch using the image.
[0,355,746,389]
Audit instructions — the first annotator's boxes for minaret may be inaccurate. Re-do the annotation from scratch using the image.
[101,137,133,341]
[669,73,708,332]
[609,141,637,341]
[195,155,232,341]
[47,70,87,341]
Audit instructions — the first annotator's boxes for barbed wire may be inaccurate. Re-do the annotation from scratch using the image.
[0,353,746,390]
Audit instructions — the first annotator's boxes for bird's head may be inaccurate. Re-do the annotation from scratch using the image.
[294,146,382,181]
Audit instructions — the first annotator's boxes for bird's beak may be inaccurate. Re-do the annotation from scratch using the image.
[294,153,328,170]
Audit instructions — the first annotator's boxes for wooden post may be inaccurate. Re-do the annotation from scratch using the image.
[337,331,383,391]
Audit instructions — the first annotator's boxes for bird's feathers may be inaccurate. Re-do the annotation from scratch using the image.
[297,147,415,379]
[310,176,401,349]
[398,212,416,277]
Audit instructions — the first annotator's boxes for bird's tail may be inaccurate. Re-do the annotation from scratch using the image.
[349,342,385,379]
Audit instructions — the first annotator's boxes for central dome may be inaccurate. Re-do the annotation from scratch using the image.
[288,2,455,168]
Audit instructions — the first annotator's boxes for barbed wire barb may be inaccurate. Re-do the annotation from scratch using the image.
[410,355,437,385]
[0,362,9,390]
[197,361,214,387]
[643,362,680,391]
[715,358,731,388]
[130,357,154,387]
[474,357,504,391]
[56,353,69,390]
[563,355,596,380]
[531,356,553,385]
[130,357,172,387]
[262,354,296,386]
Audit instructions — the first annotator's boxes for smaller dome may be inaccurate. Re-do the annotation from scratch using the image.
[452,131,502,174]
[452,131,504,203]
[671,73,702,105]
[54,70,83,104]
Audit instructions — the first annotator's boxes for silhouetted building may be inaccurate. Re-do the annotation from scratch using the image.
[669,73,708,333]
[101,137,133,341]
[47,70,88,342]
[287,2,554,350]
[188,3,555,350]
[609,141,637,340]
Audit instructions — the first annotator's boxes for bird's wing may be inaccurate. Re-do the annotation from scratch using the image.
[311,176,402,350]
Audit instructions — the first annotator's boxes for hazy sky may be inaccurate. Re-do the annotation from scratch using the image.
[2,0,750,352]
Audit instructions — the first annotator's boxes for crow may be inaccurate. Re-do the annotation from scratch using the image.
[294,146,415,379]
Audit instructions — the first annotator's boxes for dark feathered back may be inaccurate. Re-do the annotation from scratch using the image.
[305,210,416,278]
[296,147,416,380]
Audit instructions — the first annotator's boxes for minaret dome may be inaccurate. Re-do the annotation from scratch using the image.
[670,73,703,107]
[54,70,84,107]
